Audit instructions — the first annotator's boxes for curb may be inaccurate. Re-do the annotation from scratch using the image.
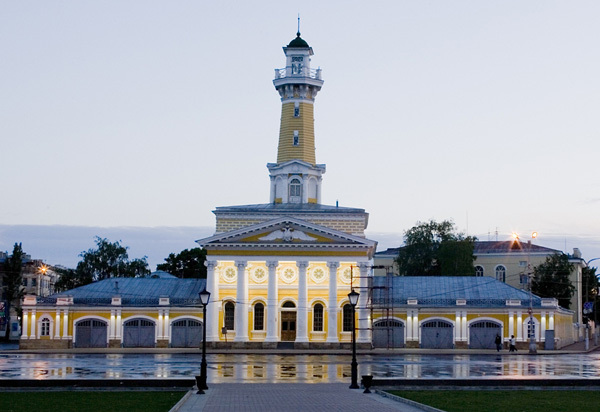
[168,390,194,412]
[375,389,446,412]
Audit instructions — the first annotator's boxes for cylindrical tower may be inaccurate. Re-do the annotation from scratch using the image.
[268,32,326,205]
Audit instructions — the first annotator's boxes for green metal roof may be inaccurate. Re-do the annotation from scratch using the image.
[287,33,309,48]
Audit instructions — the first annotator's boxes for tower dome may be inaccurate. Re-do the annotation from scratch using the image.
[287,32,309,48]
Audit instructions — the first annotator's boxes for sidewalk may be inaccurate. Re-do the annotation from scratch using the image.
[171,383,436,412]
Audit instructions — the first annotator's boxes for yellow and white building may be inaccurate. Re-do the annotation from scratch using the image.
[197,32,377,348]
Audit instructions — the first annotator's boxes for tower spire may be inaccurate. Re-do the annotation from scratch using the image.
[297,13,300,37]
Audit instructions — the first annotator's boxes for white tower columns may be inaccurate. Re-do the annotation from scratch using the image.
[265,260,279,343]
[234,261,248,342]
[326,261,340,343]
[296,261,309,343]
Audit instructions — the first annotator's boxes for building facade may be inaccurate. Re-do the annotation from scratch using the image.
[196,32,377,349]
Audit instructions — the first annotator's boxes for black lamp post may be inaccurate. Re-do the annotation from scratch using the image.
[348,289,360,389]
[197,288,210,394]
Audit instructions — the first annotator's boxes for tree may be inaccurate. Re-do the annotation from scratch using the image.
[157,248,207,279]
[76,237,150,282]
[53,266,93,292]
[582,266,599,323]
[396,220,476,276]
[1,243,26,339]
[532,253,575,309]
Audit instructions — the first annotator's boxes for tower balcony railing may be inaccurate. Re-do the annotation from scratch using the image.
[274,67,322,80]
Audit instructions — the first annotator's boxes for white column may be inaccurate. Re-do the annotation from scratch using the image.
[541,311,547,341]
[326,261,340,343]
[549,311,555,330]
[62,310,69,338]
[406,310,413,341]
[461,312,467,341]
[30,310,37,339]
[234,260,248,342]
[54,310,60,339]
[164,310,170,342]
[412,311,419,344]
[508,310,514,339]
[205,261,219,341]
[517,310,523,341]
[296,261,309,343]
[110,310,116,339]
[116,310,122,340]
[357,263,370,343]
[455,311,461,342]
[265,261,279,342]
[157,310,163,339]
[22,310,29,340]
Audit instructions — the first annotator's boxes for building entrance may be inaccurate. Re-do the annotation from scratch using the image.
[281,311,296,341]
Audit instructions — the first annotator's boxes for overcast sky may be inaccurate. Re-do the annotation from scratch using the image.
[2,1,599,269]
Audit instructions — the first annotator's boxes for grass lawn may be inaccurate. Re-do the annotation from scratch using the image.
[0,391,186,412]
[389,390,600,412]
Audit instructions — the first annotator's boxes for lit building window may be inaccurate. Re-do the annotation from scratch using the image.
[40,318,50,336]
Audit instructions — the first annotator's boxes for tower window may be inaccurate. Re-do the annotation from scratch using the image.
[289,178,302,202]
[294,102,300,117]
[293,130,299,146]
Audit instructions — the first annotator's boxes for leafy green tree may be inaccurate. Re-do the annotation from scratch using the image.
[532,253,575,309]
[1,243,25,339]
[157,248,207,279]
[396,220,476,276]
[77,237,150,281]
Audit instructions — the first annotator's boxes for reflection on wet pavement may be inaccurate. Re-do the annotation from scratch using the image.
[1,353,599,382]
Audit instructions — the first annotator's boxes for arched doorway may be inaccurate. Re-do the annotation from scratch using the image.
[75,319,108,348]
[469,320,502,349]
[171,318,203,348]
[123,318,155,348]
[281,301,296,341]
[373,319,405,348]
[421,319,454,349]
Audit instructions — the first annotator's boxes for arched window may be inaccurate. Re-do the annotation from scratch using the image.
[313,303,324,332]
[475,265,484,277]
[342,304,353,332]
[254,303,264,331]
[289,178,302,203]
[224,301,235,331]
[495,265,506,282]
[40,317,51,336]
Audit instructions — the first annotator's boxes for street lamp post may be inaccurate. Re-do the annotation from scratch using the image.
[348,289,359,389]
[197,288,211,394]
[527,233,537,354]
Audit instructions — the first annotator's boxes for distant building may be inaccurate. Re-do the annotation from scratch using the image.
[374,240,587,332]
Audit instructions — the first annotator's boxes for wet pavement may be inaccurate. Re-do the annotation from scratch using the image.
[1,352,600,382]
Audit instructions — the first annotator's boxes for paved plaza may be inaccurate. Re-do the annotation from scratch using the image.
[172,383,434,412]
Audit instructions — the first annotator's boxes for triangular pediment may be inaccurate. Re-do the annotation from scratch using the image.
[196,217,376,249]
